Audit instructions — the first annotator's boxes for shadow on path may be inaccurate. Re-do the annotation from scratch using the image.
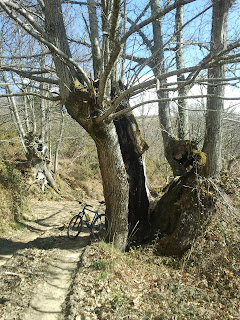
[0,200,87,266]
[0,234,90,258]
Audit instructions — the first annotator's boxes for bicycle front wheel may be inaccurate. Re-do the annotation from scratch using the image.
[92,214,109,240]
[67,214,83,239]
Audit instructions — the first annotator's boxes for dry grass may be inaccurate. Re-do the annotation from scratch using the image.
[66,216,239,320]
[66,241,237,319]
[65,174,240,320]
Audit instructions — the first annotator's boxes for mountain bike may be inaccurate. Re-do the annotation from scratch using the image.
[67,200,109,240]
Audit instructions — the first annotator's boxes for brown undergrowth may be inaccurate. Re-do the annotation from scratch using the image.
[65,175,240,320]
[65,232,239,319]
[0,160,29,233]
[180,174,240,318]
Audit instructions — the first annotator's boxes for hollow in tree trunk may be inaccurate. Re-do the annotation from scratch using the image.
[114,109,151,244]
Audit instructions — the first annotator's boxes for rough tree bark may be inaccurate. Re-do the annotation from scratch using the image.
[114,106,150,244]
[175,5,189,140]
[151,0,189,176]
[203,0,235,177]
[43,0,130,251]
[150,149,207,256]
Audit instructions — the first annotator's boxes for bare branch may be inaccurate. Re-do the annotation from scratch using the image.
[160,76,240,88]
[122,54,147,65]
[0,52,51,60]
[123,0,196,43]
[68,37,91,48]
[223,118,240,124]
[62,0,87,4]
[0,92,61,101]
[0,66,59,84]
[126,17,153,51]
[0,0,92,91]
[107,94,240,122]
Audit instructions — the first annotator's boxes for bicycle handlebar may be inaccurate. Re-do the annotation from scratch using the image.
[76,200,92,207]
[76,200,105,207]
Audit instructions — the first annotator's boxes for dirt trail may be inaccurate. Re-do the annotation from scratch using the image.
[0,200,90,320]
[24,249,83,320]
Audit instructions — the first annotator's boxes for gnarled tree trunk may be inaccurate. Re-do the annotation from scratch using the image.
[150,150,207,256]
[25,132,59,191]
[114,108,151,244]
[64,88,130,251]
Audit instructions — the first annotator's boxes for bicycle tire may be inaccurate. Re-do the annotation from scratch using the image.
[92,214,109,240]
[67,214,83,239]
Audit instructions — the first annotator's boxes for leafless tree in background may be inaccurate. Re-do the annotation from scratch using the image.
[0,30,63,190]
[203,0,236,177]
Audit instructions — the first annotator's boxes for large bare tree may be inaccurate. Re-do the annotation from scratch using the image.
[0,0,239,252]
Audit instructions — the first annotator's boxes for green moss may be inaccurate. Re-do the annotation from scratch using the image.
[89,260,108,270]
[14,222,25,230]
[192,149,207,166]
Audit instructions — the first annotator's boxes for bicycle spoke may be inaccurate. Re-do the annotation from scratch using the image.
[67,214,83,239]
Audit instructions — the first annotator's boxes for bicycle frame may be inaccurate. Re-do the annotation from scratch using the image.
[67,200,106,240]
[81,206,100,229]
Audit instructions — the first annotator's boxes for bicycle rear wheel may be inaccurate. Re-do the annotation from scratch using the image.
[67,214,83,239]
[92,214,109,240]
